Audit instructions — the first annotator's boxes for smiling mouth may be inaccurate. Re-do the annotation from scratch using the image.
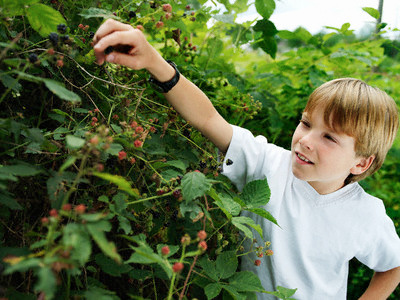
[296,152,314,164]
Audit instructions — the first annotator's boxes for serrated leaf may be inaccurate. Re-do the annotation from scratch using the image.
[216,251,237,279]
[27,4,66,37]
[0,0,39,16]
[228,271,264,292]
[4,258,41,275]
[95,253,131,277]
[362,7,380,20]
[0,71,22,92]
[181,171,212,202]
[92,172,139,198]
[255,0,275,19]
[59,156,77,173]
[62,223,92,265]
[0,164,41,176]
[65,135,85,150]
[86,222,122,263]
[222,285,246,300]
[34,267,56,299]
[198,256,219,281]
[232,216,263,240]
[79,8,121,20]
[214,194,241,219]
[240,179,270,209]
[246,207,278,226]
[43,79,81,103]
[0,192,22,210]
[205,283,222,299]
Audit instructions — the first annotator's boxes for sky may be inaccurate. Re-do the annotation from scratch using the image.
[234,0,400,38]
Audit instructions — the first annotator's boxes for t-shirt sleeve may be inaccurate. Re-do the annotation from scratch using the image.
[355,200,400,272]
[221,125,289,191]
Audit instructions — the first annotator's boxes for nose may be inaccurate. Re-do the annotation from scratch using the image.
[299,132,314,151]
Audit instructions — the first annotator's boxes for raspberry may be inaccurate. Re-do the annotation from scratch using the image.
[57,23,67,34]
[28,53,38,63]
[91,116,98,122]
[47,48,55,55]
[135,126,144,133]
[104,46,114,55]
[254,259,261,266]
[172,262,184,273]
[49,209,58,217]
[78,24,84,29]
[74,204,86,214]
[134,140,142,147]
[197,230,207,241]
[41,217,49,225]
[162,4,172,13]
[118,151,127,161]
[165,13,172,20]
[130,121,138,128]
[56,59,64,67]
[129,11,136,19]
[156,21,164,29]
[48,32,59,45]
[62,203,72,211]
[161,246,170,256]
[198,241,207,251]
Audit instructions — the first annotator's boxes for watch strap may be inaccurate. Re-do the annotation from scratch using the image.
[149,60,180,93]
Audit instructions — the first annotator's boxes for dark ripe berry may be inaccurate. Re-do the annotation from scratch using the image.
[28,53,38,63]
[48,32,59,45]
[104,46,114,55]
[57,23,67,34]
[164,221,170,227]
[173,190,181,199]
[177,175,183,184]
[61,35,69,43]
[129,11,136,19]
[152,211,161,218]
[89,31,95,39]
[183,129,190,138]
[182,13,187,18]
[150,1,156,9]
[199,161,207,169]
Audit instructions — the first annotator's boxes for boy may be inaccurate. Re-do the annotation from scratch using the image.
[93,19,400,299]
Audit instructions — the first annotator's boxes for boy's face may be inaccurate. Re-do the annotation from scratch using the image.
[291,106,369,194]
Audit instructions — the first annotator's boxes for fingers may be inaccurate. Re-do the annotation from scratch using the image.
[105,52,141,70]
[92,19,132,45]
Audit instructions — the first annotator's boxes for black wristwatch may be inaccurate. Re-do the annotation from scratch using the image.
[149,60,180,93]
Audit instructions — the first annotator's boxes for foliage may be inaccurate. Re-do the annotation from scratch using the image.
[0,0,399,299]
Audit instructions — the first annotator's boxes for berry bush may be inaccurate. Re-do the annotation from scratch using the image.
[1,0,399,299]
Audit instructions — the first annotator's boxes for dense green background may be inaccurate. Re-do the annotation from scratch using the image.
[0,0,399,299]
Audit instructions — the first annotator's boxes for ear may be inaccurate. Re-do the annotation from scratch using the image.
[350,155,375,175]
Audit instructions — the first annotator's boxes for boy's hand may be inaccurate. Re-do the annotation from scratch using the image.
[92,19,163,73]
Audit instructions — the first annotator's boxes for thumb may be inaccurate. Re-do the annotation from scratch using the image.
[105,52,142,70]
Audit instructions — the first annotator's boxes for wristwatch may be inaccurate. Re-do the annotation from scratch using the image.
[149,60,180,93]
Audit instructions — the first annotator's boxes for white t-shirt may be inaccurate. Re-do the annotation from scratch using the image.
[222,125,400,300]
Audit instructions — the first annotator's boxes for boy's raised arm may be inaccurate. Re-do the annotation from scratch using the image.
[93,19,232,152]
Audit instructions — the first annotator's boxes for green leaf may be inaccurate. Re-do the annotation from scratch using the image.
[95,253,131,277]
[0,192,22,210]
[4,258,41,274]
[34,267,57,299]
[232,216,263,240]
[362,7,380,20]
[59,156,77,173]
[228,271,264,292]
[0,0,39,16]
[240,179,270,209]
[246,207,278,226]
[0,71,22,92]
[214,194,241,219]
[65,135,85,150]
[216,251,237,279]
[156,244,179,258]
[0,163,41,176]
[253,20,278,58]
[26,4,66,37]
[92,172,139,198]
[86,222,122,263]
[213,14,235,24]
[266,286,298,299]
[79,8,121,20]
[255,0,275,19]
[43,79,81,103]
[105,143,123,156]
[62,223,92,265]
[198,256,219,281]
[205,283,222,299]
[222,285,246,300]
[181,171,212,202]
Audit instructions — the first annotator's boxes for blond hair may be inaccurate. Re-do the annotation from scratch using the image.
[304,78,399,183]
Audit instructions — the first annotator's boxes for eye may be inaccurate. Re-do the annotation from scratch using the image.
[324,134,336,143]
[300,119,310,128]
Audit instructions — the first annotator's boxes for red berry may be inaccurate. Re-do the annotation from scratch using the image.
[257,252,264,258]
[266,249,274,256]
[78,24,84,29]
[134,140,142,147]
[130,157,136,164]
[49,209,58,217]
[130,121,138,128]
[135,126,144,134]
[156,21,164,29]
[41,217,49,225]
[96,163,104,172]
[150,126,156,133]
[185,5,190,10]
[172,189,181,199]
[172,262,184,273]
[254,259,261,266]
[56,59,64,67]
[161,246,170,256]
[112,114,119,120]
[198,241,207,251]
[92,116,98,122]
[93,108,100,113]
[197,230,207,241]
[118,151,127,161]
[162,4,172,13]
[47,48,55,55]
[90,135,99,145]
[74,204,86,214]
[62,203,72,211]
[165,13,172,20]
